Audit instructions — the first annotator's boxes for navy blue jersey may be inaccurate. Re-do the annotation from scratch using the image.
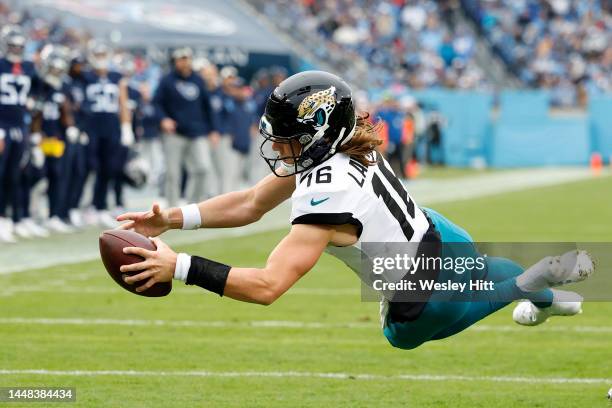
[127,85,141,113]
[0,58,36,127]
[253,85,273,117]
[224,95,258,154]
[153,70,219,138]
[127,84,142,136]
[67,73,87,128]
[36,81,71,139]
[139,100,161,140]
[209,86,225,134]
[82,70,122,138]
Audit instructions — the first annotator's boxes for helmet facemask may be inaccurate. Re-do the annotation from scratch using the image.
[40,45,69,90]
[4,34,25,63]
[259,115,310,177]
[88,41,111,71]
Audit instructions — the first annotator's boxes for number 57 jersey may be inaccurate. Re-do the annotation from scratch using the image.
[290,151,431,276]
[0,58,35,128]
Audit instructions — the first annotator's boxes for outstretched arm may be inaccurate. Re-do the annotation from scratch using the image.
[117,172,296,236]
[223,224,332,304]
[121,223,333,305]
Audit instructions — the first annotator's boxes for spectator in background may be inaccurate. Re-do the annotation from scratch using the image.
[256,0,484,90]
[251,67,272,116]
[199,61,226,196]
[376,95,408,178]
[153,47,220,206]
[249,68,277,182]
[211,66,241,194]
[222,77,259,191]
[137,82,163,192]
[465,0,611,105]
[269,65,288,87]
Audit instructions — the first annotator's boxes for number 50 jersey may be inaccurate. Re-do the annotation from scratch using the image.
[290,151,430,278]
[81,70,122,139]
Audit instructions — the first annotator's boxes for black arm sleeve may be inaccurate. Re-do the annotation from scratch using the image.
[185,256,231,296]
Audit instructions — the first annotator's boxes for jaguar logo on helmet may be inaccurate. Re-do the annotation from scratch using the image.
[296,86,336,134]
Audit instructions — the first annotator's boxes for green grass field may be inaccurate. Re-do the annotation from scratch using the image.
[1,175,611,407]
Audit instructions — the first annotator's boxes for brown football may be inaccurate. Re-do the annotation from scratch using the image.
[99,230,172,297]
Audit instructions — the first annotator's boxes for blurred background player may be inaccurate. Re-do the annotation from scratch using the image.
[64,52,89,228]
[114,51,141,214]
[197,58,224,196]
[153,47,220,207]
[81,41,133,228]
[221,76,259,191]
[136,81,163,193]
[376,94,409,178]
[214,65,239,195]
[31,43,78,234]
[0,25,36,243]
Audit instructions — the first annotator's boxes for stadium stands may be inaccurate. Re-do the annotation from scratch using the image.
[461,0,611,106]
[250,0,487,89]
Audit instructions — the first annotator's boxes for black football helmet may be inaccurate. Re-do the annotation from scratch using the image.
[259,70,356,176]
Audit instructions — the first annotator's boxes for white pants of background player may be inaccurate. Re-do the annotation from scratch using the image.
[141,138,165,190]
[215,136,273,192]
[209,136,233,195]
[162,132,214,206]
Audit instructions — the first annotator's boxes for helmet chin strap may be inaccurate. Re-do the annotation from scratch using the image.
[276,142,304,175]
[6,53,22,63]
[329,120,356,155]
[339,120,357,146]
[278,159,299,175]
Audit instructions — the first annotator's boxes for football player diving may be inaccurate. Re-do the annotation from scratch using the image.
[116,71,594,350]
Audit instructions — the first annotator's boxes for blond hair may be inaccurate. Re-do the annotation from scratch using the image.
[338,113,383,167]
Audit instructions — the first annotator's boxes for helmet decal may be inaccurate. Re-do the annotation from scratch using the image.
[296,86,336,134]
[260,115,274,135]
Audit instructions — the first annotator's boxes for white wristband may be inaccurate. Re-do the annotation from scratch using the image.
[180,204,202,230]
[174,253,191,282]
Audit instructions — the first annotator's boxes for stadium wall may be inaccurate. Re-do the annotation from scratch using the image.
[377,89,612,168]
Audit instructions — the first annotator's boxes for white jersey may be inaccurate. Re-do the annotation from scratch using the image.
[290,151,430,281]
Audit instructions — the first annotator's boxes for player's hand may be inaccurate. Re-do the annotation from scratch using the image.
[116,203,170,237]
[80,131,89,145]
[0,138,4,154]
[31,147,45,169]
[66,126,80,144]
[120,123,135,147]
[160,118,176,134]
[121,237,177,292]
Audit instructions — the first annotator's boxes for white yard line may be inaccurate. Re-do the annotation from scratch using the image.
[0,368,607,384]
[0,317,610,333]
[408,167,600,205]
